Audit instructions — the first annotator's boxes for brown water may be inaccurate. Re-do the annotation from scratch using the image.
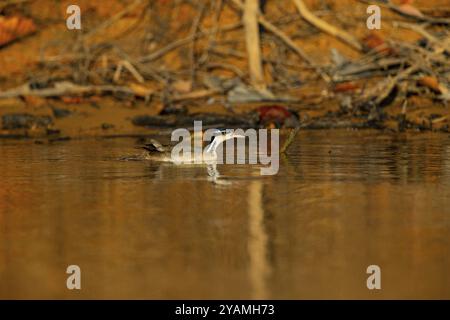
[1,130,450,299]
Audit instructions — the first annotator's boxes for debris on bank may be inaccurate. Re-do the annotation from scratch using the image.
[0,0,449,139]
[0,15,36,47]
[2,113,52,130]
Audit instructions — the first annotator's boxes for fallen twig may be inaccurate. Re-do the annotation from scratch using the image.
[138,22,242,63]
[393,21,450,52]
[189,2,206,86]
[281,126,300,154]
[113,60,145,83]
[292,0,362,51]
[171,89,222,102]
[84,0,145,40]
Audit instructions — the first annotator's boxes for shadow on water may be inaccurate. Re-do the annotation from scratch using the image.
[0,130,450,298]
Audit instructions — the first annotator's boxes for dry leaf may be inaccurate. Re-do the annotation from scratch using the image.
[418,76,442,93]
[0,15,37,47]
[397,4,424,18]
[333,82,360,93]
[361,33,394,55]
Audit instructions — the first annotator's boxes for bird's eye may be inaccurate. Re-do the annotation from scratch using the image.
[210,129,224,142]
[210,134,220,143]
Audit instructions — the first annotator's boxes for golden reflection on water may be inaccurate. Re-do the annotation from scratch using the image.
[0,130,450,299]
[248,181,270,299]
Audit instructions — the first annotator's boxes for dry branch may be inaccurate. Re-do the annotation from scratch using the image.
[244,0,267,91]
[393,22,450,52]
[292,0,362,52]
[138,22,242,63]
[84,0,145,40]
[229,0,330,83]
[171,89,222,102]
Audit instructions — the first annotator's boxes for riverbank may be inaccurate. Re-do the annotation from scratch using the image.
[1,96,448,141]
[1,0,449,139]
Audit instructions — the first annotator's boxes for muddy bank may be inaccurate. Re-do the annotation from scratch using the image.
[0,96,449,141]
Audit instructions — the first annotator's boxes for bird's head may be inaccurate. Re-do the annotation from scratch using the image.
[205,129,246,154]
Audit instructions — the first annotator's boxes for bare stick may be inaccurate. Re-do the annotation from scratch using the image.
[210,46,317,70]
[229,0,330,83]
[189,3,206,86]
[292,0,362,51]
[205,62,245,77]
[113,63,124,83]
[114,60,145,83]
[281,127,300,154]
[244,0,267,91]
[124,61,145,83]
[84,0,144,39]
[201,0,224,63]
[138,22,242,63]
[393,22,450,52]
[374,65,419,105]
[171,89,222,102]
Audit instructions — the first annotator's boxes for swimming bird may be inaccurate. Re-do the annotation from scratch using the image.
[140,130,246,164]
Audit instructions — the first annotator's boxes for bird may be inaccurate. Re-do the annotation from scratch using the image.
[139,130,246,164]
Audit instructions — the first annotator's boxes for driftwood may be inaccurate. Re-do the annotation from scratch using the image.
[243,0,267,92]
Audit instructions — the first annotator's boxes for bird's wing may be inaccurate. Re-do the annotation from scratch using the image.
[141,139,167,153]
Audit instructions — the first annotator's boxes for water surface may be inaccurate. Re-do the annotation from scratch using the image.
[1,130,450,299]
